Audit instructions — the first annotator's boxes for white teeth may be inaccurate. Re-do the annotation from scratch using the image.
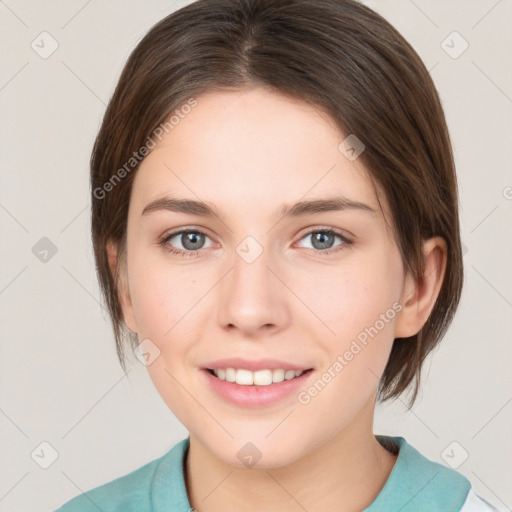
[284,370,296,380]
[236,369,253,385]
[272,369,285,383]
[212,368,306,386]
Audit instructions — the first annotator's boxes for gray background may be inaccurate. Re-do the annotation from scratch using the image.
[0,1,511,511]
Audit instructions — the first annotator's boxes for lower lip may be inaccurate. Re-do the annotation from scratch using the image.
[202,369,314,408]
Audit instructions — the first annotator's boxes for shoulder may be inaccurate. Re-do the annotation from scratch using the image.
[54,438,190,512]
[54,456,163,512]
[369,436,501,512]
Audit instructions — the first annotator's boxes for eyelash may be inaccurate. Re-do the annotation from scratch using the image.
[159,227,352,258]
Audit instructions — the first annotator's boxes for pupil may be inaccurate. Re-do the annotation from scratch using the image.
[182,232,204,250]
[313,232,333,250]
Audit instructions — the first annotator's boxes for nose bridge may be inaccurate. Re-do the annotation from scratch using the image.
[234,242,270,288]
[217,235,287,333]
[230,235,276,302]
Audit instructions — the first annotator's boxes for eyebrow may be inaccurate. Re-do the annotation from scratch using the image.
[141,195,377,219]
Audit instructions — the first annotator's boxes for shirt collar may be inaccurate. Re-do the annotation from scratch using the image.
[150,435,471,512]
[364,435,471,511]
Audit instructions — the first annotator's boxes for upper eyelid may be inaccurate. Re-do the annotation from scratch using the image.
[295,225,351,238]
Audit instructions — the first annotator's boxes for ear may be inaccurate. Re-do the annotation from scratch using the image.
[394,236,447,338]
[106,240,138,334]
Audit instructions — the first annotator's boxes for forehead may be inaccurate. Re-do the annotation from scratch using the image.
[130,87,385,222]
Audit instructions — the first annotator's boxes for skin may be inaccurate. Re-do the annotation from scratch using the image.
[108,86,447,512]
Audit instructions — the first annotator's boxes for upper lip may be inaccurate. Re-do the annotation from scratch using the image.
[203,358,313,372]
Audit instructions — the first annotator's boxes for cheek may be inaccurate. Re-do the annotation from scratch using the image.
[127,248,201,338]
[295,250,402,390]
[128,255,199,416]
[295,252,402,338]
[127,251,209,398]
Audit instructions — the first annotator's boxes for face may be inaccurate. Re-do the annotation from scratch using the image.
[116,86,415,468]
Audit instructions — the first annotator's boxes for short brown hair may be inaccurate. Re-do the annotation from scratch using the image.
[90,0,463,408]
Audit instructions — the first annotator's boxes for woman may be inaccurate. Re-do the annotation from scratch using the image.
[56,0,498,510]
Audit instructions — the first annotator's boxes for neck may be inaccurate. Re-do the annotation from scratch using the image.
[184,397,398,512]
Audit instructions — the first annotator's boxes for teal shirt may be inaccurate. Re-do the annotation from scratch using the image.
[54,435,495,511]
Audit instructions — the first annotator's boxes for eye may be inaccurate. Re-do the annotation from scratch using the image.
[295,228,352,255]
[159,226,352,258]
[159,228,214,257]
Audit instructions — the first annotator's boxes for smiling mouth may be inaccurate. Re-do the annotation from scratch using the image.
[206,368,314,386]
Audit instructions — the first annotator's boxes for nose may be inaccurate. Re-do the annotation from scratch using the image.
[217,243,290,337]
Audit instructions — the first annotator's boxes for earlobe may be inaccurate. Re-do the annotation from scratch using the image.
[394,237,447,339]
[106,240,138,334]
